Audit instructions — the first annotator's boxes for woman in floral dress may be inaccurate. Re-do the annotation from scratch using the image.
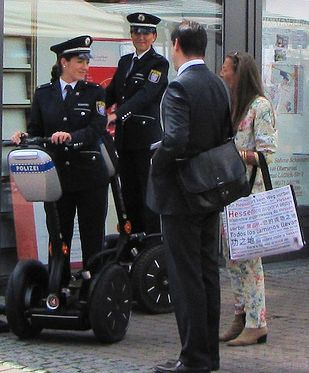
[219,51,278,346]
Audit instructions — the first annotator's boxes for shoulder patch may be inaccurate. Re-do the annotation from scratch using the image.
[148,69,162,83]
[96,101,106,116]
[37,82,52,89]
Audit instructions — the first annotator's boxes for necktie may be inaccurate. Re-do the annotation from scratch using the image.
[64,84,73,102]
[126,56,138,78]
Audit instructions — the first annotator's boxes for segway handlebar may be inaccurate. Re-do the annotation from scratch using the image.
[2,137,83,149]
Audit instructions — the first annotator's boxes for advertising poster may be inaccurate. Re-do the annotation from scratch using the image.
[264,63,304,114]
[268,152,309,205]
[87,38,133,87]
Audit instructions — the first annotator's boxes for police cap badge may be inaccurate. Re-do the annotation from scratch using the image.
[127,13,161,34]
[50,35,93,59]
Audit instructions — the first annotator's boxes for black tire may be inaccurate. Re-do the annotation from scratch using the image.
[89,264,132,343]
[131,245,173,314]
[5,260,48,338]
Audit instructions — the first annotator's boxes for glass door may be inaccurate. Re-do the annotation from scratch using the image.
[262,0,309,206]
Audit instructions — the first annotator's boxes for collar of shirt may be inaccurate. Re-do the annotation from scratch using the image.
[177,59,205,76]
[133,48,151,60]
[60,78,78,97]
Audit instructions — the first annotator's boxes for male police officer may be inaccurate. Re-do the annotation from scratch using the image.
[106,13,169,235]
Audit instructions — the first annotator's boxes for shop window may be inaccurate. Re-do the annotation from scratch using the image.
[1,35,34,251]
[2,36,34,175]
[262,1,309,206]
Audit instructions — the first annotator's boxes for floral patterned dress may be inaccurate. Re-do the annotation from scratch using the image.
[224,96,278,328]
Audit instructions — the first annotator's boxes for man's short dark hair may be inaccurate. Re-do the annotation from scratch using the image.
[171,20,207,57]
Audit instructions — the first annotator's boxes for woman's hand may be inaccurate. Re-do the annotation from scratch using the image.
[239,150,259,165]
[10,131,28,145]
[51,131,72,144]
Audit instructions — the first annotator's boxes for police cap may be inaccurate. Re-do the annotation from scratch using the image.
[50,35,93,59]
[127,13,161,34]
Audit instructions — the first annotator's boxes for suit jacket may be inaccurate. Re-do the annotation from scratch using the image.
[28,80,109,192]
[147,64,231,215]
[106,47,169,151]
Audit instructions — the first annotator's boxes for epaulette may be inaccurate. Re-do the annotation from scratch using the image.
[153,52,165,60]
[36,82,53,89]
[84,81,101,88]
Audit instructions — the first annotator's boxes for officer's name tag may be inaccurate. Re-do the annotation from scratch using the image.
[77,103,90,107]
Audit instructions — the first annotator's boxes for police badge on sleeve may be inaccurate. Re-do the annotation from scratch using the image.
[148,70,162,83]
[96,101,106,116]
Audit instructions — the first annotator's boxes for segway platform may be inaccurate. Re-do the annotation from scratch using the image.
[5,138,132,343]
[101,132,173,314]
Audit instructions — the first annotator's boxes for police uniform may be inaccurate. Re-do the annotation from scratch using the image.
[106,13,169,234]
[28,35,109,279]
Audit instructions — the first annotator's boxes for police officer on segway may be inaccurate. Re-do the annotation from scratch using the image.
[11,35,109,282]
[106,13,169,235]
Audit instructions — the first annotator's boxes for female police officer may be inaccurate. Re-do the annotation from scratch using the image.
[106,13,169,235]
[11,35,109,283]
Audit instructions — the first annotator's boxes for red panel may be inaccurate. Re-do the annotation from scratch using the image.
[10,177,38,260]
[87,66,117,88]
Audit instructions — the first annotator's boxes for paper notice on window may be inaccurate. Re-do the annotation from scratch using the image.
[224,185,304,260]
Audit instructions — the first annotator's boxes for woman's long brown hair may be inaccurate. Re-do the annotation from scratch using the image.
[226,51,265,132]
[50,53,75,83]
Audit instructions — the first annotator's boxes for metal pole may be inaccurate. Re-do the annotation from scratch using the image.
[223,0,262,59]
[0,0,4,243]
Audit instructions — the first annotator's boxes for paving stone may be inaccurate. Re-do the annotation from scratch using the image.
[0,258,308,372]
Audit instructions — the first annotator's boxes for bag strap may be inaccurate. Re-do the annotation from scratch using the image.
[249,165,257,192]
[248,152,273,192]
[257,152,273,190]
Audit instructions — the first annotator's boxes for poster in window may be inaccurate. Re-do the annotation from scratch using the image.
[264,63,303,114]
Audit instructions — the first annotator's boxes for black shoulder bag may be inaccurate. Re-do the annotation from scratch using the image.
[177,138,252,213]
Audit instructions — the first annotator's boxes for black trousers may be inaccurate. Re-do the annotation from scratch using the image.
[118,149,160,234]
[45,184,108,280]
[161,212,220,369]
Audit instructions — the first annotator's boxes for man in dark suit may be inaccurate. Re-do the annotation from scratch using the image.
[147,21,231,373]
[106,13,169,235]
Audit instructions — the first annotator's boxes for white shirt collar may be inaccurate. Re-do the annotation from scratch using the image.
[177,59,205,76]
[133,48,151,60]
[60,78,78,92]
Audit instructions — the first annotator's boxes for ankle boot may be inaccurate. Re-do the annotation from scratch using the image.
[219,313,245,342]
[227,326,268,346]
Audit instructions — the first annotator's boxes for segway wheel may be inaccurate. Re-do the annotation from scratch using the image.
[89,264,132,343]
[5,260,48,338]
[131,245,173,314]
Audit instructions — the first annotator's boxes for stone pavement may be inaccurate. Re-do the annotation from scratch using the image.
[0,258,308,373]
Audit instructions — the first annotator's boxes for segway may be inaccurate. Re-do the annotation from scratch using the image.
[3,137,132,343]
[101,132,173,314]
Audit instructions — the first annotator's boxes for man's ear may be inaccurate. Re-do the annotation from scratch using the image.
[174,38,180,51]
